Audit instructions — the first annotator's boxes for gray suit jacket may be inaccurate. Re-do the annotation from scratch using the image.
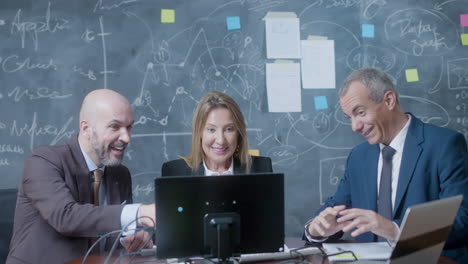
[161,156,273,176]
[7,136,132,264]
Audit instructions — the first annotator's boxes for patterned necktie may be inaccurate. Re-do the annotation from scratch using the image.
[93,169,103,206]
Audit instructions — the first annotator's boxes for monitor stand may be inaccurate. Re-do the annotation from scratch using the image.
[204,212,241,264]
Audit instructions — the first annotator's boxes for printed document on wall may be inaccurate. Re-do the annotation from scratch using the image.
[301,39,336,89]
[266,62,302,112]
[264,12,301,59]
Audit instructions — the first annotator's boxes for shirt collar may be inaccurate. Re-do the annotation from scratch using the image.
[203,158,234,176]
[379,114,411,153]
[78,138,99,172]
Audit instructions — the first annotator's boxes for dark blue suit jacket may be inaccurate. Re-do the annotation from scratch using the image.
[310,114,468,261]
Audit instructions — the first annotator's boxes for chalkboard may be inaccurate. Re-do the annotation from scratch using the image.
[1,0,467,237]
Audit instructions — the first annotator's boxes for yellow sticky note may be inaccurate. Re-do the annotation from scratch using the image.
[461,34,468,46]
[405,68,419,82]
[161,9,175,23]
[334,253,362,259]
[248,149,260,156]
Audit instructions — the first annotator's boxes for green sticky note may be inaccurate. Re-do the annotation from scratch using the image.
[161,9,175,23]
[462,34,468,46]
[405,68,419,82]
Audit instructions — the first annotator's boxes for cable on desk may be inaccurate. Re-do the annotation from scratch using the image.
[81,215,155,264]
[113,216,155,264]
[82,230,123,264]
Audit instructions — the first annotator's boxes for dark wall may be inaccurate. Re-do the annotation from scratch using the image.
[1,0,467,236]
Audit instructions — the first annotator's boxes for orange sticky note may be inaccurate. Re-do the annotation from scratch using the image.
[248,149,260,156]
[161,9,175,23]
[405,69,419,82]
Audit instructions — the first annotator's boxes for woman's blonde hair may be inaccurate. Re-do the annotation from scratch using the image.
[182,91,252,172]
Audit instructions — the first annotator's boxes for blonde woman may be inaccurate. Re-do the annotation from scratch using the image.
[161,91,272,176]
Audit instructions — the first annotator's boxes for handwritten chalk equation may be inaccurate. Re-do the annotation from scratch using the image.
[10,2,70,51]
[385,8,458,56]
[447,59,468,90]
[319,156,347,205]
[5,86,72,102]
[0,54,58,73]
[9,113,75,150]
[0,144,24,154]
[0,158,10,167]
[300,0,386,19]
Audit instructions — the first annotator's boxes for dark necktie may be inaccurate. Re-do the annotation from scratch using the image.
[377,146,396,241]
[93,169,103,206]
[378,146,396,220]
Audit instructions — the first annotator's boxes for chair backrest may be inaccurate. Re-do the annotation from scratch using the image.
[0,189,18,263]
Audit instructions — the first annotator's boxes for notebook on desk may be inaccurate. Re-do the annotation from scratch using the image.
[323,195,463,263]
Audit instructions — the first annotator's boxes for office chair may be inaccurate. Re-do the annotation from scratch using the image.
[0,189,18,263]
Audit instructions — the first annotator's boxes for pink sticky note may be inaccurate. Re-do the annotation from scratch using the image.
[461,14,468,27]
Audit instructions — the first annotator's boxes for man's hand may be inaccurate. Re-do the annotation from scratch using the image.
[337,208,399,241]
[138,204,156,227]
[307,205,347,238]
[123,230,154,253]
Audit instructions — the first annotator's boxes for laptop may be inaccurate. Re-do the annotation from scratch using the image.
[154,173,284,260]
[323,195,463,263]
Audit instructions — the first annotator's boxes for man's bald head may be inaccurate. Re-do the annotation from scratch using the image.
[78,89,134,167]
[80,89,132,124]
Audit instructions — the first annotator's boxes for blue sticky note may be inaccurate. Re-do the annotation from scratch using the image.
[362,24,375,38]
[226,16,241,30]
[314,96,328,110]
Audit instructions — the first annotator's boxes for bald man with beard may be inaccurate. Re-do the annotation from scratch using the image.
[7,89,155,264]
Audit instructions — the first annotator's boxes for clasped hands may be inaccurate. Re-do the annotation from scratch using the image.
[307,205,399,241]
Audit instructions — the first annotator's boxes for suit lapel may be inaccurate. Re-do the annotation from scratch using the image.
[192,164,205,176]
[394,115,423,217]
[366,145,380,211]
[104,167,121,205]
[233,157,243,174]
[69,136,93,204]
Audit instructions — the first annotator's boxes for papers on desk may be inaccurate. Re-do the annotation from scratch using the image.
[240,245,321,263]
[322,242,392,261]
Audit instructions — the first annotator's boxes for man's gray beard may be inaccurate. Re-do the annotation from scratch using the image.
[91,133,123,167]
[101,154,123,167]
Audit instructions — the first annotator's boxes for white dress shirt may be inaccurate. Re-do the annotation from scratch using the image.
[203,158,234,176]
[305,115,412,243]
[377,114,411,209]
[79,141,140,235]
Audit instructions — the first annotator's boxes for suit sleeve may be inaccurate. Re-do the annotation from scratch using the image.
[22,150,124,237]
[438,133,468,249]
[302,149,355,242]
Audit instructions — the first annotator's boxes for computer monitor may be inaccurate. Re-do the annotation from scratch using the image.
[154,173,284,262]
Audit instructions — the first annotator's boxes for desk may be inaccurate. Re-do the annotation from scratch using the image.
[67,238,327,264]
[66,237,456,264]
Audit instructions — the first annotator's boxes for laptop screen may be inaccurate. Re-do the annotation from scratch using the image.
[154,173,285,259]
[390,195,463,263]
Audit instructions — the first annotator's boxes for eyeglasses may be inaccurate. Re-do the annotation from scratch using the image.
[318,247,358,261]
